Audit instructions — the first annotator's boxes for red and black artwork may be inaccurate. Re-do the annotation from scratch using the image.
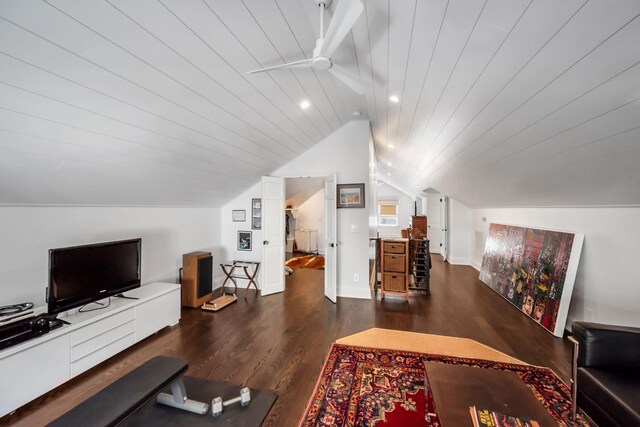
[480,224,584,337]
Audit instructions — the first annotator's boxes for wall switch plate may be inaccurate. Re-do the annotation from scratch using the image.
[353,274,359,282]
[351,224,359,232]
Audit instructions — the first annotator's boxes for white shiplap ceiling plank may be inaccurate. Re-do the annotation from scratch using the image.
[402,0,487,150]
[108,0,312,154]
[350,7,378,141]
[0,15,291,170]
[0,102,264,184]
[0,129,250,194]
[41,0,301,160]
[402,0,588,191]
[383,0,416,170]
[363,0,388,159]
[0,71,277,172]
[415,0,640,184]
[0,2,295,163]
[391,0,448,166]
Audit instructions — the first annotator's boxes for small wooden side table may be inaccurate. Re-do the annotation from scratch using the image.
[219,261,260,299]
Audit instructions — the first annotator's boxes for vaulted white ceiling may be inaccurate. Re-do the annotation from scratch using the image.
[1,0,639,207]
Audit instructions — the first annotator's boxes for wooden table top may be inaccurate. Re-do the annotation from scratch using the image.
[424,362,559,427]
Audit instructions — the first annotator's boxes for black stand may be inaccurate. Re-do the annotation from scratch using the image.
[115,293,140,300]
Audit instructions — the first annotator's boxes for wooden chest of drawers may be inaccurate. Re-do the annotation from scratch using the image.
[380,238,409,301]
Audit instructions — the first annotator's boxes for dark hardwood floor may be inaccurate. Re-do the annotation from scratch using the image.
[1,256,573,426]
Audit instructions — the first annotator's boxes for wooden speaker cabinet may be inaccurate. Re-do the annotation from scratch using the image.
[181,251,213,308]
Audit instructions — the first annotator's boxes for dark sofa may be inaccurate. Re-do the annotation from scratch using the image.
[569,322,640,427]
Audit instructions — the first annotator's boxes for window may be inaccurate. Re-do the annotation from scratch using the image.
[378,202,398,227]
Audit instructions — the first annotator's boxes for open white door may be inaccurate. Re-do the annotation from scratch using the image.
[324,173,337,303]
[427,193,442,253]
[261,176,285,296]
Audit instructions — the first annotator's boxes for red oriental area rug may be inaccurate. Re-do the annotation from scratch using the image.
[299,344,588,427]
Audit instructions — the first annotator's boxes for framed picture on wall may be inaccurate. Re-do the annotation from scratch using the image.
[252,198,262,229]
[232,210,246,222]
[337,183,365,208]
[238,231,252,251]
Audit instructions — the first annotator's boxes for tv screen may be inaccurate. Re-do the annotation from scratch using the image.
[48,238,141,315]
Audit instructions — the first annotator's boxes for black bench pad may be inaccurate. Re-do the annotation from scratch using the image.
[47,356,188,427]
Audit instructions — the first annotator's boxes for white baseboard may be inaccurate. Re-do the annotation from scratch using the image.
[470,260,482,271]
[338,285,372,300]
[447,257,471,265]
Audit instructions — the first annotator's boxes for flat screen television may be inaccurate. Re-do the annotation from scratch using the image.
[47,238,141,315]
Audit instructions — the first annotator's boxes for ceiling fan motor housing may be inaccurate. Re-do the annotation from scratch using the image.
[313,56,332,70]
[313,0,333,7]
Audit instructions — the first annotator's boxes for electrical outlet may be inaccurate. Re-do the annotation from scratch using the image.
[353,273,359,282]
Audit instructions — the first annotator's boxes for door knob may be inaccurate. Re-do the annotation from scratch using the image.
[263,240,269,245]
[329,243,335,248]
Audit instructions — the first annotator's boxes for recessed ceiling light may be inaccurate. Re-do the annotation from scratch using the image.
[387,172,391,176]
[389,95,399,103]
[300,100,311,109]
[352,110,361,116]
[388,144,394,148]
[387,162,392,166]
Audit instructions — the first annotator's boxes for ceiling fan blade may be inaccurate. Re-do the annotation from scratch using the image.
[247,58,314,74]
[329,63,369,94]
[319,0,363,58]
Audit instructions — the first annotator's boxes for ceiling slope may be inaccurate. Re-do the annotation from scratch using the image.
[0,0,366,206]
[1,0,639,208]
[370,0,640,207]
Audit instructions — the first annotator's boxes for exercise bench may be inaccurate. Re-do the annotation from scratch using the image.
[47,356,207,427]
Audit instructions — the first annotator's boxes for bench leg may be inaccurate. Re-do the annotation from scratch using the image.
[156,378,210,415]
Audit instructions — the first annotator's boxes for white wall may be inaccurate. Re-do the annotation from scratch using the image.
[295,188,326,254]
[376,181,413,238]
[0,206,220,307]
[447,198,473,265]
[470,207,640,329]
[220,120,372,299]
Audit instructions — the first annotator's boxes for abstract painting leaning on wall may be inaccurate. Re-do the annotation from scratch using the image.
[480,223,584,337]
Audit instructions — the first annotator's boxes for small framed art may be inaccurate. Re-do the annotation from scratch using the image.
[337,183,365,208]
[232,210,246,222]
[238,231,252,251]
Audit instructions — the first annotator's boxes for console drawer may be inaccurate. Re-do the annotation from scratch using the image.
[383,273,406,292]
[383,242,406,254]
[71,309,134,346]
[70,333,134,377]
[383,254,406,273]
[71,320,134,362]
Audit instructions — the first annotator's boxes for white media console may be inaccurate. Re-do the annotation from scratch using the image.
[0,282,181,418]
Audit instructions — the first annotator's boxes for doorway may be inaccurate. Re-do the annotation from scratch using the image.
[282,176,336,302]
[260,175,337,301]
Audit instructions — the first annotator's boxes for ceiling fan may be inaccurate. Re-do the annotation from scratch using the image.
[247,0,368,94]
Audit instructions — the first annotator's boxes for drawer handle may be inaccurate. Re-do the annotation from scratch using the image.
[392,276,397,279]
